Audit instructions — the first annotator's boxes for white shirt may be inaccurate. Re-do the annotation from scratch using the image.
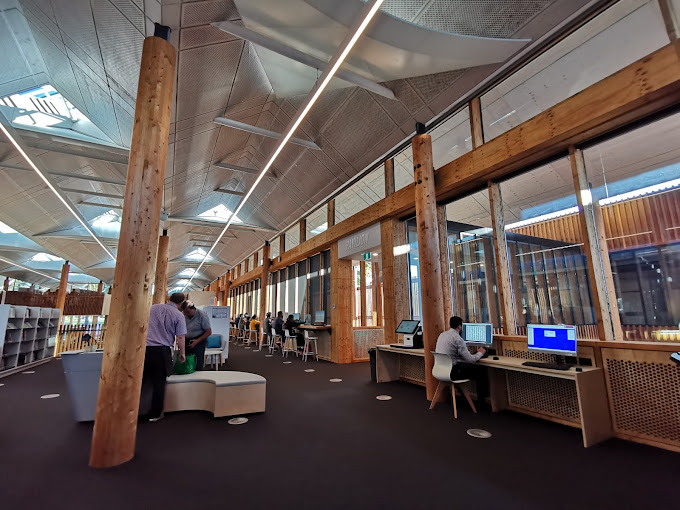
[435,328,483,363]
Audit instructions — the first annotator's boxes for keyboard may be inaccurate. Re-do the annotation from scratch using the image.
[522,361,572,371]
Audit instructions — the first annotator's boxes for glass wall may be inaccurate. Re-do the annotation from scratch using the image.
[270,236,280,260]
[501,158,597,338]
[445,190,501,327]
[285,227,299,252]
[405,219,421,321]
[296,260,307,316]
[322,249,331,323]
[481,0,669,141]
[286,265,295,315]
[309,254,321,315]
[582,111,680,341]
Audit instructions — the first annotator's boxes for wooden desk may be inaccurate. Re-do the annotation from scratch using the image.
[375,345,426,386]
[298,325,331,360]
[479,356,613,447]
[375,346,613,448]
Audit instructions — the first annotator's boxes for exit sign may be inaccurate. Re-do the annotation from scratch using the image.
[363,252,371,260]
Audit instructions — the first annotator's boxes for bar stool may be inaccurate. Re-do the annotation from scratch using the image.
[302,330,318,362]
[257,330,267,351]
[268,332,282,354]
[282,330,298,358]
[429,352,477,419]
[246,329,258,347]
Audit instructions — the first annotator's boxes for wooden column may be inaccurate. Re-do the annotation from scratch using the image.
[469,96,484,148]
[279,235,285,256]
[381,218,410,345]
[55,261,70,313]
[360,260,367,326]
[2,278,9,291]
[327,199,335,228]
[412,131,445,401]
[372,262,381,326]
[436,205,453,321]
[97,281,104,293]
[244,258,249,274]
[570,147,623,341]
[259,243,270,321]
[488,182,517,335]
[214,279,220,305]
[152,230,169,305]
[299,219,307,243]
[330,242,352,363]
[384,158,395,196]
[90,31,176,469]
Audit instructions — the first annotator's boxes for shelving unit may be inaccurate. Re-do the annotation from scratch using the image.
[0,305,60,371]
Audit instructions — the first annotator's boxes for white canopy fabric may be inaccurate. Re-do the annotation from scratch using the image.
[233,0,530,96]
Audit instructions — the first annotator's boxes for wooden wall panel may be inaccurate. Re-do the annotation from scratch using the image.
[330,243,353,363]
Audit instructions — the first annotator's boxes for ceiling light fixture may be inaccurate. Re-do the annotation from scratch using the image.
[183,0,385,290]
[0,123,116,260]
[0,255,60,282]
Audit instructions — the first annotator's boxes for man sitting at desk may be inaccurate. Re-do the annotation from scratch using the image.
[435,316,487,396]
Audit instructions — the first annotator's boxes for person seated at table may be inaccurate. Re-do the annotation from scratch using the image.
[435,316,488,399]
[284,314,305,350]
[250,315,260,332]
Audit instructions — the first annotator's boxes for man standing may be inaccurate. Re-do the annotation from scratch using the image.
[182,301,212,371]
[143,292,187,421]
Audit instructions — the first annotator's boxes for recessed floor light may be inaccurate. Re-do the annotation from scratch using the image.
[265,354,273,358]
[283,361,292,364]
[23,371,35,374]
[304,369,315,373]
[376,395,392,401]
[228,417,248,425]
[467,429,492,439]
[245,347,251,349]
[41,394,60,399]
[0,383,4,387]
[329,378,342,383]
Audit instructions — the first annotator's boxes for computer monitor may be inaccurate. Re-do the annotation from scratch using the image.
[292,313,300,321]
[462,323,493,345]
[395,320,420,335]
[314,310,325,325]
[305,314,312,325]
[528,324,577,356]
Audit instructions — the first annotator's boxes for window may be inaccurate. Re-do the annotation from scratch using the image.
[278,268,286,314]
[323,250,331,322]
[501,158,597,338]
[296,260,307,315]
[481,0,669,141]
[445,191,501,327]
[270,237,280,260]
[582,112,680,341]
[335,166,385,222]
[285,227,299,252]
[309,254,321,316]
[405,218,421,321]
[197,203,242,223]
[306,205,328,240]
[286,265,296,316]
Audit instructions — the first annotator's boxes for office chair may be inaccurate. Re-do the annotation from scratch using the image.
[430,352,477,419]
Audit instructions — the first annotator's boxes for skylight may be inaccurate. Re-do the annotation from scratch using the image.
[175,279,191,286]
[186,248,213,261]
[30,253,62,262]
[197,204,242,223]
[178,268,196,277]
[91,209,121,228]
[0,221,17,234]
[310,222,328,235]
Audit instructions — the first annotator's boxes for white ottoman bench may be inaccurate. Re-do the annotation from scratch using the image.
[164,371,266,418]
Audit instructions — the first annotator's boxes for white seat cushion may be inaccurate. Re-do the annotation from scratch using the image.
[167,371,266,387]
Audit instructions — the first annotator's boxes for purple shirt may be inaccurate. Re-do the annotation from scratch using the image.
[146,303,187,347]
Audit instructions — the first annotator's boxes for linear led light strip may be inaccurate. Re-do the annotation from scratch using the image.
[183,0,385,290]
[0,123,116,260]
[0,255,59,282]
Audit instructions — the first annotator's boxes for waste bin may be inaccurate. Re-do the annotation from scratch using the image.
[61,350,103,422]
[368,348,377,382]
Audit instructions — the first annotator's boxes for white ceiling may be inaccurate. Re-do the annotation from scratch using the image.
[0,0,594,290]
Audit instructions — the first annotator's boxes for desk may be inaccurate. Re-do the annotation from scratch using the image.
[479,356,612,447]
[375,346,613,447]
[375,345,426,386]
[298,325,331,360]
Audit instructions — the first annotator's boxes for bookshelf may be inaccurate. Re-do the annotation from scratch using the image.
[0,305,60,371]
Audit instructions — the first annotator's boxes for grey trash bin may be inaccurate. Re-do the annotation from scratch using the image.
[368,348,377,382]
[61,350,103,422]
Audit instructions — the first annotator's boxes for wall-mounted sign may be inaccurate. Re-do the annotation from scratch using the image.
[338,223,381,260]
[363,252,371,261]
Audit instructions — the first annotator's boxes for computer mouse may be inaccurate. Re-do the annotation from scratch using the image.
[493,356,499,360]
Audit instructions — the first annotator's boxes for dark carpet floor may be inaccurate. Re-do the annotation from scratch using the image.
[0,343,678,510]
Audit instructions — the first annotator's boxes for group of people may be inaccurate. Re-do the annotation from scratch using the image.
[232,311,304,352]
[142,292,213,422]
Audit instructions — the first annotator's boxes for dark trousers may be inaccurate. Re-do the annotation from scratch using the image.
[186,340,206,371]
[143,346,173,418]
[451,362,489,402]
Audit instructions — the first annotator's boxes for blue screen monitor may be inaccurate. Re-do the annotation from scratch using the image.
[528,324,577,356]
[462,323,493,345]
[305,314,312,324]
[292,313,300,321]
[395,320,420,335]
[314,310,326,325]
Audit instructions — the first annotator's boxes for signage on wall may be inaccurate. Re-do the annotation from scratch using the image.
[363,252,371,261]
[338,223,381,259]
